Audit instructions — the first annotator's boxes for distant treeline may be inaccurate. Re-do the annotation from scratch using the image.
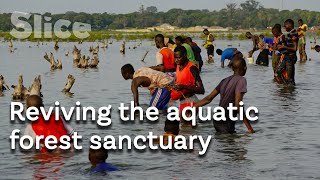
[0,0,319,32]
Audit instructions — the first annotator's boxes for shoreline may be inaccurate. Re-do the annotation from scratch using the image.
[1,29,319,42]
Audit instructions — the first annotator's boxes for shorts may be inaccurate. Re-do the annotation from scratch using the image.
[213,118,236,134]
[256,49,269,66]
[165,72,176,79]
[207,45,214,57]
[150,88,171,110]
[213,110,236,133]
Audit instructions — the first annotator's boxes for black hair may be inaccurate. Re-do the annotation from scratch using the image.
[284,19,294,27]
[298,19,303,22]
[315,45,320,49]
[272,24,282,32]
[121,64,134,74]
[203,29,209,32]
[231,57,247,70]
[164,120,180,135]
[175,36,184,42]
[186,37,192,42]
[216,49,223,55]
[155,34,164,42]
[89,146,108,163]
[259,34,264,38]
[174,45,187,55]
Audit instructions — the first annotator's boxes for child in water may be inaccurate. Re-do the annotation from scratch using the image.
[163,120,180,140]
[89,147,118,173]
[154,120,180,145]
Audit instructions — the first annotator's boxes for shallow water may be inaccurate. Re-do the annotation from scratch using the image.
[0,38,320,179]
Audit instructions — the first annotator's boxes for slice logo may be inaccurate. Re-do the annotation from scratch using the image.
[10,11,91,39]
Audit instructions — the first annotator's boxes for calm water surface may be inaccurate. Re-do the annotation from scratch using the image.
[0,39,319,179]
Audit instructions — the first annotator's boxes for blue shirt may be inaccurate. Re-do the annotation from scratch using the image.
[263,37,274,45]
[221,48,237,62]
[91,163,119,173]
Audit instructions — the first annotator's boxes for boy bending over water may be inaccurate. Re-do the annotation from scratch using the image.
[121,64,174,110]
[194,57,254,134]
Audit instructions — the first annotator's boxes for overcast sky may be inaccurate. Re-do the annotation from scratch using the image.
[0,0,319,14]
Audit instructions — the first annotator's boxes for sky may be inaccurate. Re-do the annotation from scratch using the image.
[0,0,319,14]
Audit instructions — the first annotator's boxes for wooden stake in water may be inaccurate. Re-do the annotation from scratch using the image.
[141,51,149,62]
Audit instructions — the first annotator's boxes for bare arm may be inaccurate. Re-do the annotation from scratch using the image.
[131,77,151,106]
[194,89,219,108]
[235,92,254,133]
[150,65,166,72]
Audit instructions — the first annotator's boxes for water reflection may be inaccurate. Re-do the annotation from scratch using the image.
[215,134,249,161]
[22,152,73,179]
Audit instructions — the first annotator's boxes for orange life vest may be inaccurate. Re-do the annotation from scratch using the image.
[171,61,196,100]
[159,47,175,70]
[32,114,69,152]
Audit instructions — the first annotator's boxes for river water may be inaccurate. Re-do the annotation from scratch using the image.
[0,39,319,179]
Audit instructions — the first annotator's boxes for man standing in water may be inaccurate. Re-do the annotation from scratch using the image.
[170,46,205,124]
[276,19,298,86]
[271,24,284,74]
[298,19,308,62]
[185,37,203,72]
[203,29,215,63]
[194,57,254,134]
[150,34,176,73]
[175,36,198,66]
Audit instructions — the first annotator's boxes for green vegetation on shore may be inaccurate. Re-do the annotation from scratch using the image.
[1,30,319,42]
[0,0,319,34]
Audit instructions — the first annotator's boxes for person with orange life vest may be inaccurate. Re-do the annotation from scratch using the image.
[150,34,176,77]
[169,46,205,125]
[23,95,74,152]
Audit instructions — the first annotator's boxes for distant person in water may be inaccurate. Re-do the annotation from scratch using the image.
[185,37,203,72]
[175,36,198,66]
[150,34,176,73]
[170,46,205,125]
[121,64,174,110]
[203,29,215,63]
[276,19,298,86]
[245,32,260,58]
[315,45,320,52]
[216,48,243,68]
[194,57,254,134]
[154,120,180,145]
[271,24,285,73]
[298,19,308,62]
[164,37,176,51]
[255,34,270,66]
[89,147,118,173]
